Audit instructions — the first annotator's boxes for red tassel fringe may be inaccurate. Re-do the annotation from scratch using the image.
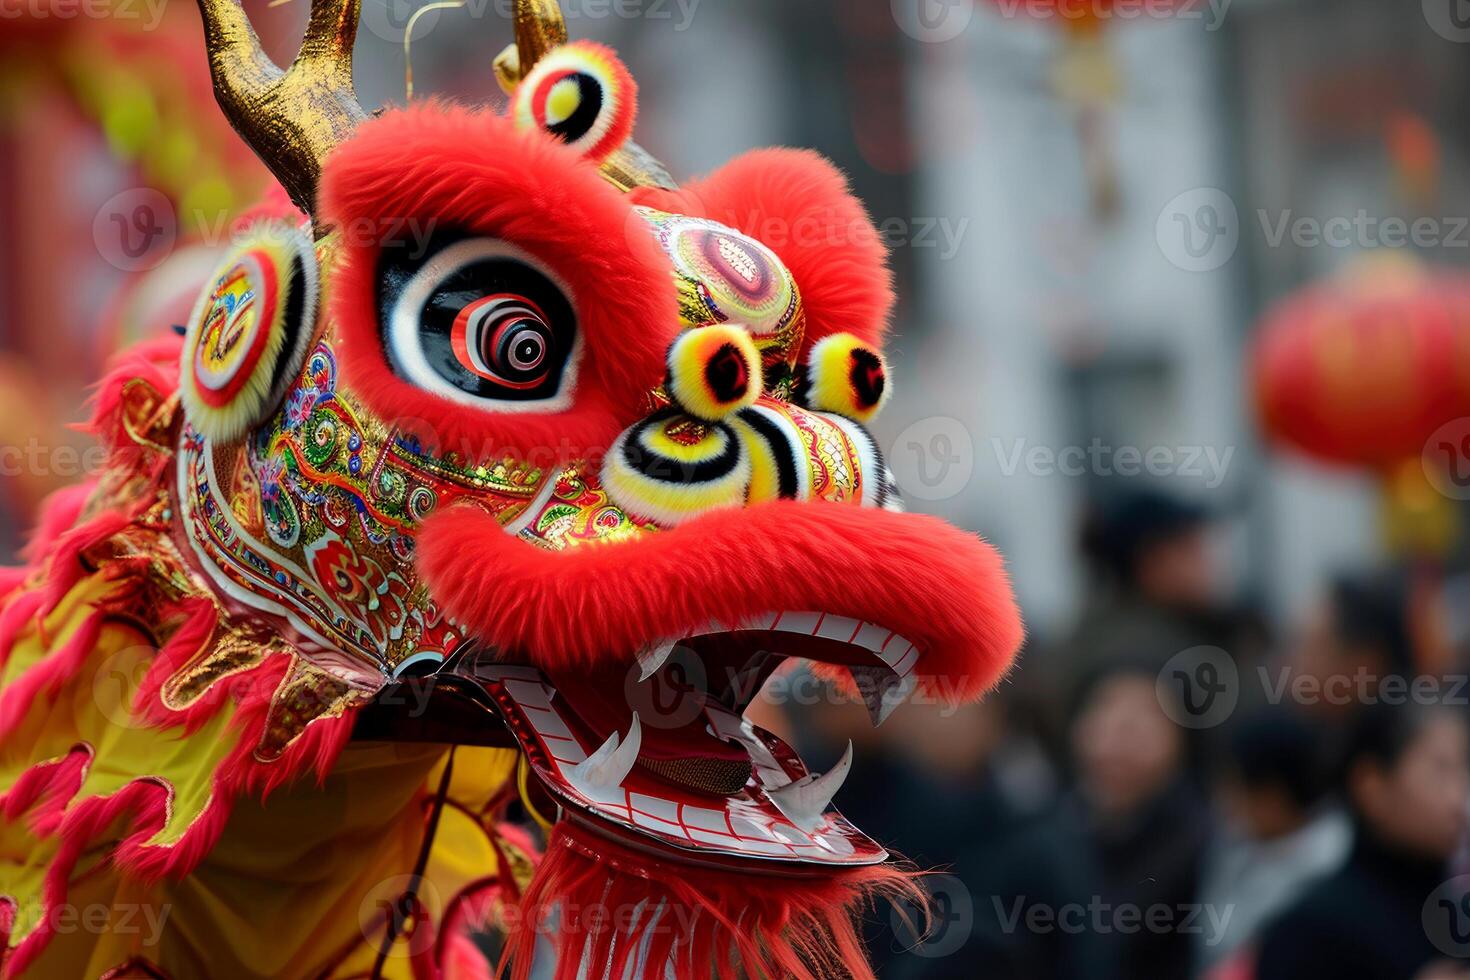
[503,822,924,980]
[4,778,172,977]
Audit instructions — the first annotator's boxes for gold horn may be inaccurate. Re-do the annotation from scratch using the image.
[494,0,567,92]
[195,0,367,220]
[514,0,568,75]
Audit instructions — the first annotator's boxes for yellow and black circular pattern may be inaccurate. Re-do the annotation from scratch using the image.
[602,407,751,526]
[665,325,762,422]
[511,40,637,163]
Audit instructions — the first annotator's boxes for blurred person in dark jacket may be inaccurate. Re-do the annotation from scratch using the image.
[1196,706,1350,974]
[1025,488,1267,759]
[1292,571,1419,719]
[812,696,1111,980]
[1254,701,1470,980]
[1064,661,1217,980]
[864,696,1105,980]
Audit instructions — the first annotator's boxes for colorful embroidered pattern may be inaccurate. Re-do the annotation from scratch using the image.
[179,223,318,443]
[181,338,550,673]
[514,463,660,551]
[636,208,806,397]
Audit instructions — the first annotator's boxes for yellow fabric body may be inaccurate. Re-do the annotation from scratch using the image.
[0,572,524,978]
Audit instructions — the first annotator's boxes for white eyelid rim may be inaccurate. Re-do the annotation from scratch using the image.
[386,238,582,414]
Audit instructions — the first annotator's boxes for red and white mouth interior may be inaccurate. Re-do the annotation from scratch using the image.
[466,612,923,868]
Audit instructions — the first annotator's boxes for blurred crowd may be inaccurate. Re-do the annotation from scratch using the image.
[771,486,1470,980]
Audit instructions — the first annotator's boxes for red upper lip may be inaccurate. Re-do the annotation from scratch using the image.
[418,498,1023,704]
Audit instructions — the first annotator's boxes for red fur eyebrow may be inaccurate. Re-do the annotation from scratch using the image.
[319,103,680,463]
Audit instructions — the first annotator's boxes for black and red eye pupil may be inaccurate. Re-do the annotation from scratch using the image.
[503,324,547,371]
[442,292,558,389]
[380,237,577,404]
[487,317,552,384]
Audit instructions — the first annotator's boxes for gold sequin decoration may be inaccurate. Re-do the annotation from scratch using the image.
[254,656,378,763]
[161,631,271,712]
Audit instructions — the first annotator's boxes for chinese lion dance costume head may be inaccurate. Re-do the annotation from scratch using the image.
[0,1,1024,976]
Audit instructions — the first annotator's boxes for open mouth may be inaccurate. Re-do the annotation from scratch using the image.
[413,495,1025,869]
[461,612,923,869]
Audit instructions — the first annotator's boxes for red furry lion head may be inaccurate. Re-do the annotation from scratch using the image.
[148,3,1027,976]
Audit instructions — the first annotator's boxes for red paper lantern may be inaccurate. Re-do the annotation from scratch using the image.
[1251,256,1470,469]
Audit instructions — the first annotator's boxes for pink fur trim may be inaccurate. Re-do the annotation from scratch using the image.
[0,323,369,970]
[36,511,134,620]
[86,334,183,482]
[0,610,106,741]
[0,570,25,606]
[19,483,94,566]
[0,746,90,827]
[3,779,170,977]
[130,597,220,732]
[0,591,44,676]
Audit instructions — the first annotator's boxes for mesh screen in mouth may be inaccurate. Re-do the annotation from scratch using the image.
[636,756,754,797]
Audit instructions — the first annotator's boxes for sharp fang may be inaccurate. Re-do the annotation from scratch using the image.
[768,740,853,833]
[636,641,679,682]
[849,665,918,727]
[571,713,643,791]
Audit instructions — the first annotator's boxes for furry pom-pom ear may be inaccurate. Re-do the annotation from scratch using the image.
[511,40,637,163]
[798,332,890,424]
[630,148,896,354]
[665,325,762,422]
[179,220,318,443]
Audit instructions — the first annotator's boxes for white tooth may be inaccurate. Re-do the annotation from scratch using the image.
[571,713,642,791]
[768,740,853,833]
[636,641,679,682]
[849,665,918,727]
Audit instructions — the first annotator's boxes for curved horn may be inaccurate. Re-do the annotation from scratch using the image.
[196,0,367,220]
[513,0,568,74]
[494,0,568,91]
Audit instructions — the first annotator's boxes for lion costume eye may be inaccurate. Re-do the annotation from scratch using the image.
[379,237,579,409]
